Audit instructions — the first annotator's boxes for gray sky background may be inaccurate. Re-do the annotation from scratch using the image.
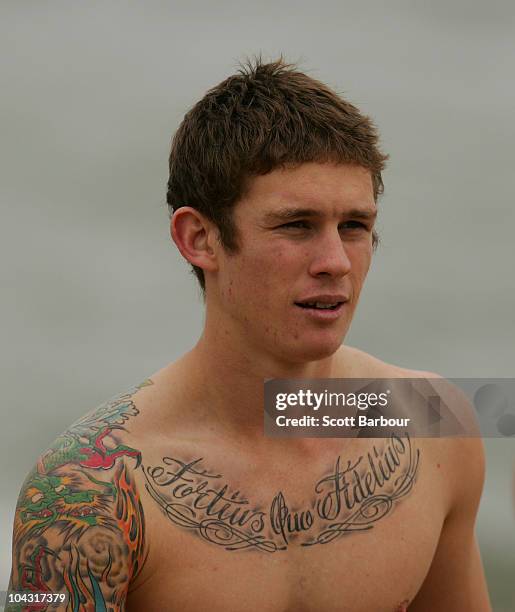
[1,1,514,607]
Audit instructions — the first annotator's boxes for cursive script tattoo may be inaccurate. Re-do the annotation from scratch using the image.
[304,433,419,546]
[270,492,314,546]
[143,433,420,553]
[143,457,277,552]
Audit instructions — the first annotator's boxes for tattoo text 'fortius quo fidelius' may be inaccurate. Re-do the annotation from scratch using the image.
[143,433,420,553]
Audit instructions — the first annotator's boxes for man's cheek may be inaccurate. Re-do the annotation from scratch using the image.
[350,251,372,280]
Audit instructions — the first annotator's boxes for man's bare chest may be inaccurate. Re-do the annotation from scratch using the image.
[127,435,447,611]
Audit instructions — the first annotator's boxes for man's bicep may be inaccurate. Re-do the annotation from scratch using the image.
[7,458,144,611]
[8,518,128,611]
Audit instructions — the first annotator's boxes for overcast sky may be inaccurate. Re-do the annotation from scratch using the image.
[1,1,514,606]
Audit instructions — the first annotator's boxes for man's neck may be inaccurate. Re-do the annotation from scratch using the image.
[177,323,343,439]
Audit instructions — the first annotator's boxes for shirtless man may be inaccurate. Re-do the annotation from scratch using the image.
[7,59,491,611]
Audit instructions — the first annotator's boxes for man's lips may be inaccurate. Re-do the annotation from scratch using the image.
[293,295,349,320]
[294,294,349,310]
[294,301,347,321]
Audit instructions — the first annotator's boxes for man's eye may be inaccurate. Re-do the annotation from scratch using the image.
[340,221,368,231]
[281,221,310,229]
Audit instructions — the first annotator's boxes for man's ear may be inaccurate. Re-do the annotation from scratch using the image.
[171,207,218,273]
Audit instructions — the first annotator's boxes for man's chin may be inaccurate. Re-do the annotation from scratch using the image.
[284,333,346,364]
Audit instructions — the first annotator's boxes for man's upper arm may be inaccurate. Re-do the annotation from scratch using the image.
[409,435,491,611]
[6,421,146,611]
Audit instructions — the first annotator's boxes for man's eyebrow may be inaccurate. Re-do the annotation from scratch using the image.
[262,206,377,223]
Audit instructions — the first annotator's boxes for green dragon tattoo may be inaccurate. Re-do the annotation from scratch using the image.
[8,381,151,612]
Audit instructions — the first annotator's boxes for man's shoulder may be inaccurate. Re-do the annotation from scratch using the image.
[43,379,152,470]
[337,344,433,379]
[17,378,153,528]
[339,345,475,407]
[339,345,484,456]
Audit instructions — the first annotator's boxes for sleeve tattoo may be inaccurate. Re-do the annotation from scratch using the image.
[6,381,151,612]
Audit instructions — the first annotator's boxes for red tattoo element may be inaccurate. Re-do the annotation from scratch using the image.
[20,545,53,611]
[78,428,141,469]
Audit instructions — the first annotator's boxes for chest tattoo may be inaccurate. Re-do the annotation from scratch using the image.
[142,433,420,552]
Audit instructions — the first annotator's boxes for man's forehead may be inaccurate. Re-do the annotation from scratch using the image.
[241,163,376,214]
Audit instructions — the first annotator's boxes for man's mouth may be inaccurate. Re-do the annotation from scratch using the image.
[295,301,343,310]
[294,294,348,312]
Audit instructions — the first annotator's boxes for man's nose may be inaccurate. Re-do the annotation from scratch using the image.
[308,231,352,278]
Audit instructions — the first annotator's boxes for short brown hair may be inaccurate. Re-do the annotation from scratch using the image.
[167,58,388,291]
